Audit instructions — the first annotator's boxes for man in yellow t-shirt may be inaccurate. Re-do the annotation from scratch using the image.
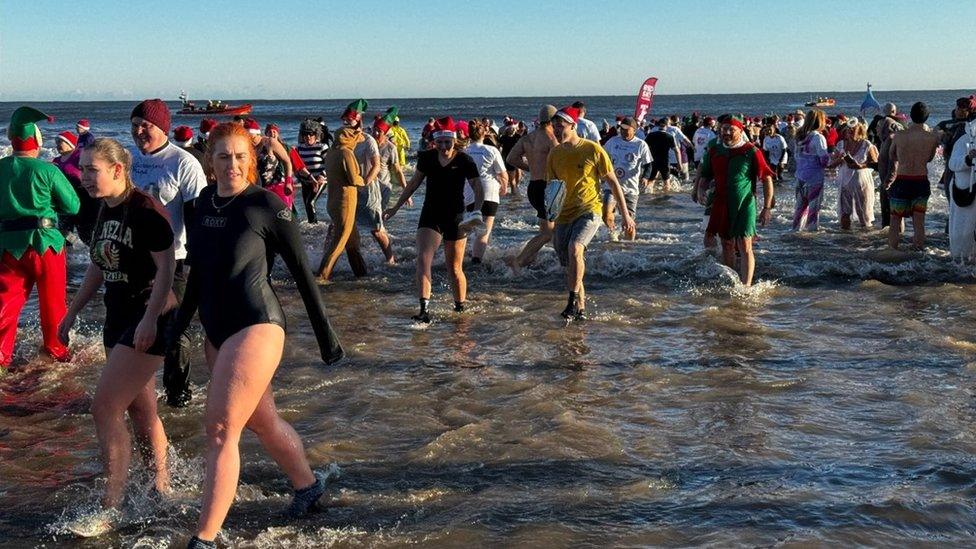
[547,105,634,320]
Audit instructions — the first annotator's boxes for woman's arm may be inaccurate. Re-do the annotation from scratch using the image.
[58,263,104,345]
[384,169,424,220]
[132,245,176,352]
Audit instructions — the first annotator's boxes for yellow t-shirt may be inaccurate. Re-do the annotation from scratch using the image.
[546,139,613,224]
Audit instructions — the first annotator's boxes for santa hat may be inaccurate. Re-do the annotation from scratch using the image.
[130,99,171,133]
[199,118,218,135]
[372,105,398,134]
[76,119,90,131]
[703,116,715,126]
[432,116,457,139]
[727,118,745,131]
[173,125,194,146]
[265,123,280,135]
[243,118,261,135]
[341,98,368,126]
[56,131,78,149]
[8,106,54,151]
[455,120,469,139]
[552,106,580,125]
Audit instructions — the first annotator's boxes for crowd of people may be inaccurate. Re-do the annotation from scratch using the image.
[1,92,974,547]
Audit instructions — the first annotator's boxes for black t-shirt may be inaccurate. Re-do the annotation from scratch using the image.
[415,149,479,216]
[645,130,677,163]
[90,189,173,301]
[498,133,520,159]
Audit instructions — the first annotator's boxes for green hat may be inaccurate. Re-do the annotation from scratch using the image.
[8,106,54,151]
[381,106,399,125]
[341,99,368,125]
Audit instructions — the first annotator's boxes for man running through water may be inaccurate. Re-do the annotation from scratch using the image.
[695,116,775,286]
[505,105,559,272]
[548,105,634,320]
[602,116,651,241]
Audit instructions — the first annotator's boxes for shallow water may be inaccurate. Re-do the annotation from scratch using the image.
[4,89,976,546]
[4,151,976,547]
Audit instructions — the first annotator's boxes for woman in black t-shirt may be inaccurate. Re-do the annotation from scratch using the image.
[384,116,484,322]
[58,137,176,533]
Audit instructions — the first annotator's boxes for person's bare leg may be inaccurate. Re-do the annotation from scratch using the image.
[566,243,586,309]
[415,229,441,299]
[721,239,736,269]
[889,214,903,249]
[91,345,166,509]
[444,237,467,304]
[371,228,395,264]
[912,210,926,250]
[513,220,554,269]
[737,237,756,286]
[195,324,290,542]
[472,216,494,261]
[126,375,170,494]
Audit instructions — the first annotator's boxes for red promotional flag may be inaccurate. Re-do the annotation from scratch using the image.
[634,77,658,123]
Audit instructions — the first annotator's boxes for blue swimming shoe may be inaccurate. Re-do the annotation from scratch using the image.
[286,470,328,519]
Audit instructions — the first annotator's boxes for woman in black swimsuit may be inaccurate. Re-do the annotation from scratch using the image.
[384,116,483,322]
[178,123,343,549]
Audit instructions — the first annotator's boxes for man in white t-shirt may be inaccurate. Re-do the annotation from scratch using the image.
[602,116,652,241]
[762,125,789,182]
[692,117,717,168]
[572,101,601,142]
[463,119,509,263]
[129,99,208,408]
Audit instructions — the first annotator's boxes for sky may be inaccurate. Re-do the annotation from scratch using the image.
[1,0,973,101]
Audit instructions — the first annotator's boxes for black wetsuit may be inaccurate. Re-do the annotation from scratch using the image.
[177,185,343,363]
[644,130,677,180]
[415,149,479,241]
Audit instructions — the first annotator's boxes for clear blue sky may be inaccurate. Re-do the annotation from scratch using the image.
[1,0,972,100]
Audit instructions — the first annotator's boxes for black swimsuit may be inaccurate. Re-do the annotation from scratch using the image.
[178,185,343,363]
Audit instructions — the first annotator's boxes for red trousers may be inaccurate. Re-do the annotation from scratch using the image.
[0,248,70,365]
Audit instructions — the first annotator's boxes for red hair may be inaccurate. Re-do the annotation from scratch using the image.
[204,123,258,184]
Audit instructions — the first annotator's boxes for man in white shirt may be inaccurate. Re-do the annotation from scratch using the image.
[692,117,717,168]
[572,101,601,142]
[129,99,208,408]
[602,116,652,240]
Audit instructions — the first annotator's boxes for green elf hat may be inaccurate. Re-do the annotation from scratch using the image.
[371,106,399,135]
[8,106,54,151]
[340,99,368,126]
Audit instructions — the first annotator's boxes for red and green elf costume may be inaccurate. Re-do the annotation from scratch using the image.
[0,107,80,366]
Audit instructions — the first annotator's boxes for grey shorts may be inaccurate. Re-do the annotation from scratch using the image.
[356,183,384,231]
[601,188,638,219]
[553,211,601,266]
[379,183,394,211]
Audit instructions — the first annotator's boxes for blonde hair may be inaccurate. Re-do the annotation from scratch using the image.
[85,137,134,190]
[849,121,867,142]
[797,109,826,142]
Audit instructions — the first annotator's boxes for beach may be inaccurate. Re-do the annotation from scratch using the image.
[2,91,976,547]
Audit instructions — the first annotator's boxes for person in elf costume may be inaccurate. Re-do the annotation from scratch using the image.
[694,115,775,286]
[0,106,80,367]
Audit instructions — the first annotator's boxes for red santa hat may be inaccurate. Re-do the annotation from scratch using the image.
[199,118,218,135]
[76,119,90,131]
[243,118,262,135]
[173,125,194,145]
[372,115,391,135]
[552,106,580,125]
[727,118,745,131]
[432,116,457,139]
[56,131,78,149]
[456,119,469,139]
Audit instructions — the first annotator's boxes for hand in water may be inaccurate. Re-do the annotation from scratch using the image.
[759,207,772,226]
[57,314,76,346]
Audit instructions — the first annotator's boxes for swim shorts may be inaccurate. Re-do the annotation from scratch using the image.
[468,201,499,217]
[356,183,385,231]
[553,211,601,266]
[527,179,547,219]
[888,175,930,217]
[418,208,466,241]
[103,294,174,356]
[601,188,638,219]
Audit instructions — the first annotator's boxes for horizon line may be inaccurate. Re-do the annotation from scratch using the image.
[0,87,970,104]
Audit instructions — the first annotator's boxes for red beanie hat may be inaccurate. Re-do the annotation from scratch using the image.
[56,131,78,149]
[455,120,470,139]
[432,116,457,139]
[173,125,194,144]
[131,99,171,133]
[76,119,90,131]
[199,118,217,134]
[552,106,581,125]
[243,118,261,134]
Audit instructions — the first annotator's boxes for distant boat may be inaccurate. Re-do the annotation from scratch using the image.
[177,90,252,116]
[805,96,836,108]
